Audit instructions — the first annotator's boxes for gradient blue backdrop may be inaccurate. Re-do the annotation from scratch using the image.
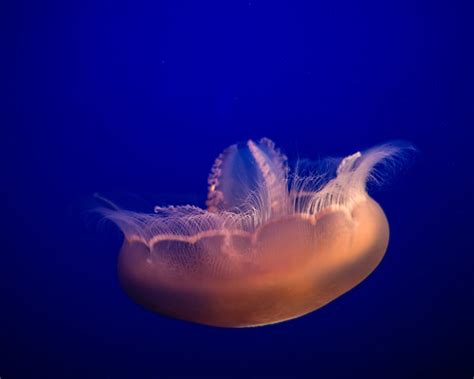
[2,0,472,378]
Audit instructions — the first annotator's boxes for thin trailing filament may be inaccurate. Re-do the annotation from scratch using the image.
[98,139,412,245]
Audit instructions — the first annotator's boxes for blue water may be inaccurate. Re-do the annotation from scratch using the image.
[2,0,472,378]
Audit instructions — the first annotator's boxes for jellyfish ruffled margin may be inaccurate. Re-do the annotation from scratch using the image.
[97,138,414,327]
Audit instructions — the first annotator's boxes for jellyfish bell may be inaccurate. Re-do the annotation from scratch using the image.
[100,138,411,327]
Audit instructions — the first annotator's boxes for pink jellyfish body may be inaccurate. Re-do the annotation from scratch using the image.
[101,138,408,327]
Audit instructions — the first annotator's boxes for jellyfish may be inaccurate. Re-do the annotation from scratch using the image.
[99,138,411,327]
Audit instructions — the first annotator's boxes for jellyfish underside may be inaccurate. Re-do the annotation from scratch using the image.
[103,139,403,327]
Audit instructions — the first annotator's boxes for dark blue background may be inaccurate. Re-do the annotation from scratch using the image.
[2,0,472,378]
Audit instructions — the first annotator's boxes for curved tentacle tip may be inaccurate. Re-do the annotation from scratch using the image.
[97,138,414,327]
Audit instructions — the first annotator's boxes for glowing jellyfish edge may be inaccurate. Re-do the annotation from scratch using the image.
[99,138,411,327]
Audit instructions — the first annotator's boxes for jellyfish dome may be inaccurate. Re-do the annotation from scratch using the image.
[100,138,410,327]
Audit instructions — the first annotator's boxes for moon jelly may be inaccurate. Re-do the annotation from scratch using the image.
[100,138,411,327]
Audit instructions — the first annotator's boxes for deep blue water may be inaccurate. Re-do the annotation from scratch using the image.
[2,0,472,378]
